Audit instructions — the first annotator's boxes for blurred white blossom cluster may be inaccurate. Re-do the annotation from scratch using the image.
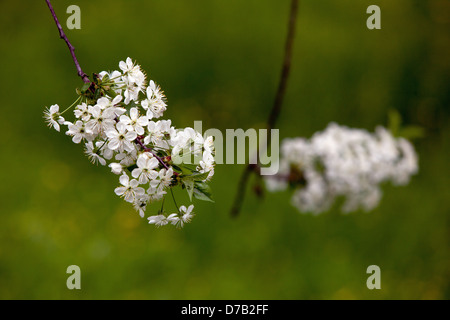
[44,58,215,228]
[265,123,418,214]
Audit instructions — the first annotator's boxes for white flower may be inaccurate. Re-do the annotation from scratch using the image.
[106,122,137,152]
[147,186,166,202]
[290,173,331,214]
[65,120,92,144]
[109,163,123,175]
[172,127,204,157]
[132,154,159,184]
[119,57,145,85]
[96,96,122,110]
[178,204,194,227]
[84,141,106,166]
[44,58,216,228]
[119,58,146,104]
[74,103,92,122]
[267,123,418,214]
[123,85,141,105]
[115,149,138,166]
[166,213,180,226]
[98,70,123,92]
[133,194,150,218]
[86,105,116,135]
[392,138,418,185]
[204,136,214,155]
[119,107,148,135]
[167,205,195,228]
[198,160,215,181]
[143,121,166,146]
[96,96,125,117]
[156,167,174,191]
[141,82,167,119]
[96,140,114,160]
[43,104,63,132]
[148,80,165,101]
[114,174,145,203]
[147,214,168,227]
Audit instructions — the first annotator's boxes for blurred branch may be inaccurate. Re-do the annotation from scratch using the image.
[267,0,299,133]
[231,0,299,217]
[45,0,90,83]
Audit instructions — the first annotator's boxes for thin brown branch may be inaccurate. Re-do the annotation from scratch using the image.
[45,0,90,83]
[231,0,299,217]
[267,0,299,132]
[134,137,170,170]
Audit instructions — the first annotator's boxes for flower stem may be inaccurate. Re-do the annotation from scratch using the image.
[170,189,180,213]
[160,195,166,214]
[60,96,82,115]
[96,139,109,154]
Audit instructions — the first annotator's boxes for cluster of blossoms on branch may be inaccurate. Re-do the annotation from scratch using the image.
[265,123,418,214]
[44,58,215,228]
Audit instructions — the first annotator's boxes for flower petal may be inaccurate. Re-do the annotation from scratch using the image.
[119,174,129,186]
[108,139,120,150]
[130,108,138,120]
[131,168,142,179]
[130,179,139,188]
[115,187,126,196]
[125,131,137,142]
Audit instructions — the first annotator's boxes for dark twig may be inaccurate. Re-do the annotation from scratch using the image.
[267,0,299,133]
[231,0,299,217]
[135,137,170,170]
[45,0,90,83]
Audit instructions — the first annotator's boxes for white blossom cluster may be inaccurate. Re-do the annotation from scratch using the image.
[265,123,418,214]
[44,58,215,228]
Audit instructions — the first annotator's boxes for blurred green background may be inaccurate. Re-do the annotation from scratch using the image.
[0,0,449,299]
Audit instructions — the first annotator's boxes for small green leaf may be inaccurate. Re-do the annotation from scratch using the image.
[398,126,425,140]
[184,180,194,202]
[195,181,211,193]
[388,109,402,137]
[171,164,183,174]
[193,189,214,202]
[179,163,198,173]
[80,82,90,93]
[193,182,214,203]
[106,88,118,98]
[180,166,194,176]
[182,171,210,182]
[102,74,110,82]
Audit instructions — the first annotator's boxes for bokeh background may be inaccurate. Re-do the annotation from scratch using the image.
[0,0,449,299]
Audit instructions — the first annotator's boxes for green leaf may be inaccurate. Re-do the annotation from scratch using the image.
[388,109,402,137]
[398,126,425,140]
[193,182,214,203]
[184,180,194,202]
[182,171,210,182]
[171,164,183,174]
[102,74,110,82]
[195,181,211,193]
[80,82,90,94]
[106,88,118,98]
[180,166,194,176]
[179,163,198,174]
